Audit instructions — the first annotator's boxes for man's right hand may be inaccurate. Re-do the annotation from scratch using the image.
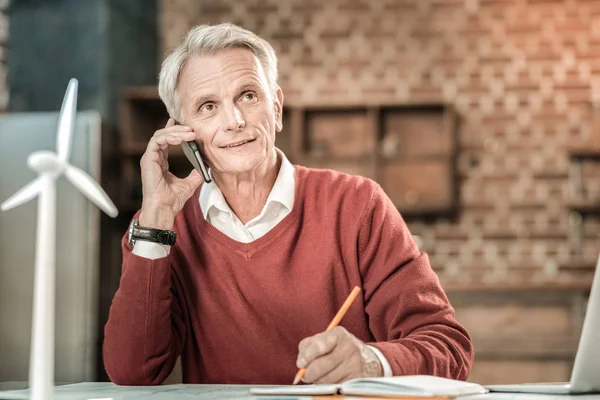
[138,118,205,230]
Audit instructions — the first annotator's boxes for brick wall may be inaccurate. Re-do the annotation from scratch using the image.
[160,0,600,285]
[0,0,8,110]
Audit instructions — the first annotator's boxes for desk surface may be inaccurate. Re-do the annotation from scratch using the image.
[1,383,600,400]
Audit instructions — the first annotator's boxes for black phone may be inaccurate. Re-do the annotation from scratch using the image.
[173,119,211,183]
[181,140,212,183]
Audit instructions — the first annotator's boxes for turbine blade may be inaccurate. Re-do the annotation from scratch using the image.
[57,79,78,161]
[64,165,118,218]
[1,177,43,211]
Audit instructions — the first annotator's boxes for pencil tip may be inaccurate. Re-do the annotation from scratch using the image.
[292,375,301,385]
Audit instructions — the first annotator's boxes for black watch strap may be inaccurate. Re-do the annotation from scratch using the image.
[129,218,177,246]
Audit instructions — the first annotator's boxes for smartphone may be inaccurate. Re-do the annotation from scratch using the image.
[181,140,212,183]
[173,119,211,183]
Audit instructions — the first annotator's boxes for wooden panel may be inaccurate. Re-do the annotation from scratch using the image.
[445,286,587,385]
[382,160,453,212]
[381,106,452,159]
[582,160,600,178]
[469,360,572,385]
[457,305,571,336]
[470,336,577,359]
[274,109,292,157]
[305,109,375,158]
[119,88,169,152]
[120,155,142,207]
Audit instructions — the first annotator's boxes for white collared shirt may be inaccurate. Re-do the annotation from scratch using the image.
[198,149,295,243]
[132,149,392,377]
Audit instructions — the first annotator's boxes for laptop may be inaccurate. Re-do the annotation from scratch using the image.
[487,255,600,394]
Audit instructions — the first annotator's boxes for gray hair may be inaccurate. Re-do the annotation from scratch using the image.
[158,23,279,123]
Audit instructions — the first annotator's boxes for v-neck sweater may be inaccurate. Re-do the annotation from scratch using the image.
[103,165,473,385]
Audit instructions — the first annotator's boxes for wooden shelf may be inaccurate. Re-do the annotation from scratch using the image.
[122,86,160,99]
[568,147,600,160]
[568,201,600,215]
[119,87,169,151]
[568,145,600,215]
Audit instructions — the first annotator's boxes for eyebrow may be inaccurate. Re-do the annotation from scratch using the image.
[193,94,219,111]
[238,83,260,94]
[192,83,263,111]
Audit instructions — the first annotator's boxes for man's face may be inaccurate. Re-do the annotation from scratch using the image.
[177,48,283,175]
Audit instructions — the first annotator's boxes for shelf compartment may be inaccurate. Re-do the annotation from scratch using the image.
[381,159,455,215]
[380,105,455,160]
[304,108,376,159]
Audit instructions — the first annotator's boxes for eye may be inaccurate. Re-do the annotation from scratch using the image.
[241,91,257,102]
[200,103,215,113]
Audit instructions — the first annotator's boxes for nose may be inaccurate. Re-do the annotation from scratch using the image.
[222,102,246,132]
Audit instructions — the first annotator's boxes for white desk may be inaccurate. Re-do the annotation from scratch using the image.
[1,383,600,400]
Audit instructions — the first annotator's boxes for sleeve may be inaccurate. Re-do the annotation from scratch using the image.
[366,345,393,377]
[133,241,171,259]
[358,184,473,380]
[102,215,186,385]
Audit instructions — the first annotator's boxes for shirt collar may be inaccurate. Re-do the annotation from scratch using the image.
[199,148,295,219]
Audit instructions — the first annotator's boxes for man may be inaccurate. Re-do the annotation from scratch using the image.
[103,23,473,385]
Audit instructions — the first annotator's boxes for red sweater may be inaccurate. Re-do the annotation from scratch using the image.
[103,166,473,385]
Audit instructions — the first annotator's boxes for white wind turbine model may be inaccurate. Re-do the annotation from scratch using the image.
[1,78,118,400]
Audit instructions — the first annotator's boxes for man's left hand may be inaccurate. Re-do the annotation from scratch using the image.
[296,326,383,384]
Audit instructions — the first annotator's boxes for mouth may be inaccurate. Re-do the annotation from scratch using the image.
[221,138,256,148]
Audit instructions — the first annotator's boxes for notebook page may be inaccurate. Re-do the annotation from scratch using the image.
[341,375,487,397]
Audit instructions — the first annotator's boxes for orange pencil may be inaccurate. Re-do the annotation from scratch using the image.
[292,286,362,385]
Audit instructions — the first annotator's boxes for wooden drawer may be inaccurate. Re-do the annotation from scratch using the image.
[305,108,375,158]
[382,159,454,213]
[381,106,454,159]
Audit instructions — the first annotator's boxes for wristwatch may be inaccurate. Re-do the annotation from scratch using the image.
[128,218,177,246]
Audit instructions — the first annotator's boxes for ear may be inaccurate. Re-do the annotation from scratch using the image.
[274,87,284,133]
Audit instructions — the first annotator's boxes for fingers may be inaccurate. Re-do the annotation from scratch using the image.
[153,132,195,150]
[146,118,196,152]
[298,327,375,384]
[181,169,204,191]
[303,341,351,384]
[140,120,197,177]
[297,329,340,370]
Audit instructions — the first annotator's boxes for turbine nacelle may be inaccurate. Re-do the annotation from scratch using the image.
[27,151,65,175]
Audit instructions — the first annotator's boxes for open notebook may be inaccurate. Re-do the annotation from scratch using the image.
[249,375,487,397]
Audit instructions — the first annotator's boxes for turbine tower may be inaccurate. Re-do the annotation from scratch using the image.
[1,79,118,400]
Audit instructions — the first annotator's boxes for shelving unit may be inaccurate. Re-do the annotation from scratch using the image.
[568,147,600,216]
[118,87,459,216]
